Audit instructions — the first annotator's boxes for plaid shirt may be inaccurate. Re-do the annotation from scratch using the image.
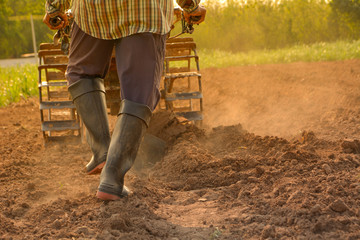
[46,0,200,40]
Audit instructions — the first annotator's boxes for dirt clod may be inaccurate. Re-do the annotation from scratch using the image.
[329,199,349,213]
[52,219,62,229]
[109,214,129,231]
[261,225,276,239]
[75,226,91,235]
[322,164,332,174]
[342,140,360,154]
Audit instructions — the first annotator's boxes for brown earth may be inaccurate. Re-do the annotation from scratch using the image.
[1,60,360,239]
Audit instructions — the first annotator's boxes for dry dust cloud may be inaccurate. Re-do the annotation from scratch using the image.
[202,61,360,138]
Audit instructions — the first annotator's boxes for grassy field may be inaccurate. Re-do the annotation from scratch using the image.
[199,40,360,68]
[0,64,37,107]
[1,39,360,107]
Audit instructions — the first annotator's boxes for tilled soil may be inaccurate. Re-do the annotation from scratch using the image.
[1,60,360,239]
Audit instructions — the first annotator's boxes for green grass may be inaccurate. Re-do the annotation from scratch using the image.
[198,39,360,69]
[0,64,38,107]
[1,39,360,107]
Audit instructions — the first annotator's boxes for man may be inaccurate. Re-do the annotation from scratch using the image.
[43,0,206,201]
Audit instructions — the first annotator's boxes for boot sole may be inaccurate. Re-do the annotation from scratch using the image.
[96,185,131,201]
[86,161,106,175]
[96,191,121,201]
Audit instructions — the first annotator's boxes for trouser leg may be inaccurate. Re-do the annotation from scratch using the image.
[66,23,115,174]
[66,22,115,85]
[114,32,166,110]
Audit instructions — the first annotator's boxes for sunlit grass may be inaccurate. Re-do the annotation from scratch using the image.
[0,64,38,107]
[199,40,360,68]
[1,40,360,107]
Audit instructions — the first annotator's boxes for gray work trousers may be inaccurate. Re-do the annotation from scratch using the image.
[66,22,166,111]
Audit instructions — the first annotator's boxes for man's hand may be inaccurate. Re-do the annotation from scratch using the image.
[183,6,206,25]
[43,12,68,30]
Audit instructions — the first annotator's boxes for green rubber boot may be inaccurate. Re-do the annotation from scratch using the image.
[96,100,152,200]
[68,78,111,174]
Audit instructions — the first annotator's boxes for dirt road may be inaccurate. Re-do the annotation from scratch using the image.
[1,60,360,239]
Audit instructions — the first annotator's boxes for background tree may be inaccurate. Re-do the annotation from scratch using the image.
[330,0,360,20]
[0,0,53,59]
[330,0,360,39]
[0,0,13,58]
[1,0,360,59]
